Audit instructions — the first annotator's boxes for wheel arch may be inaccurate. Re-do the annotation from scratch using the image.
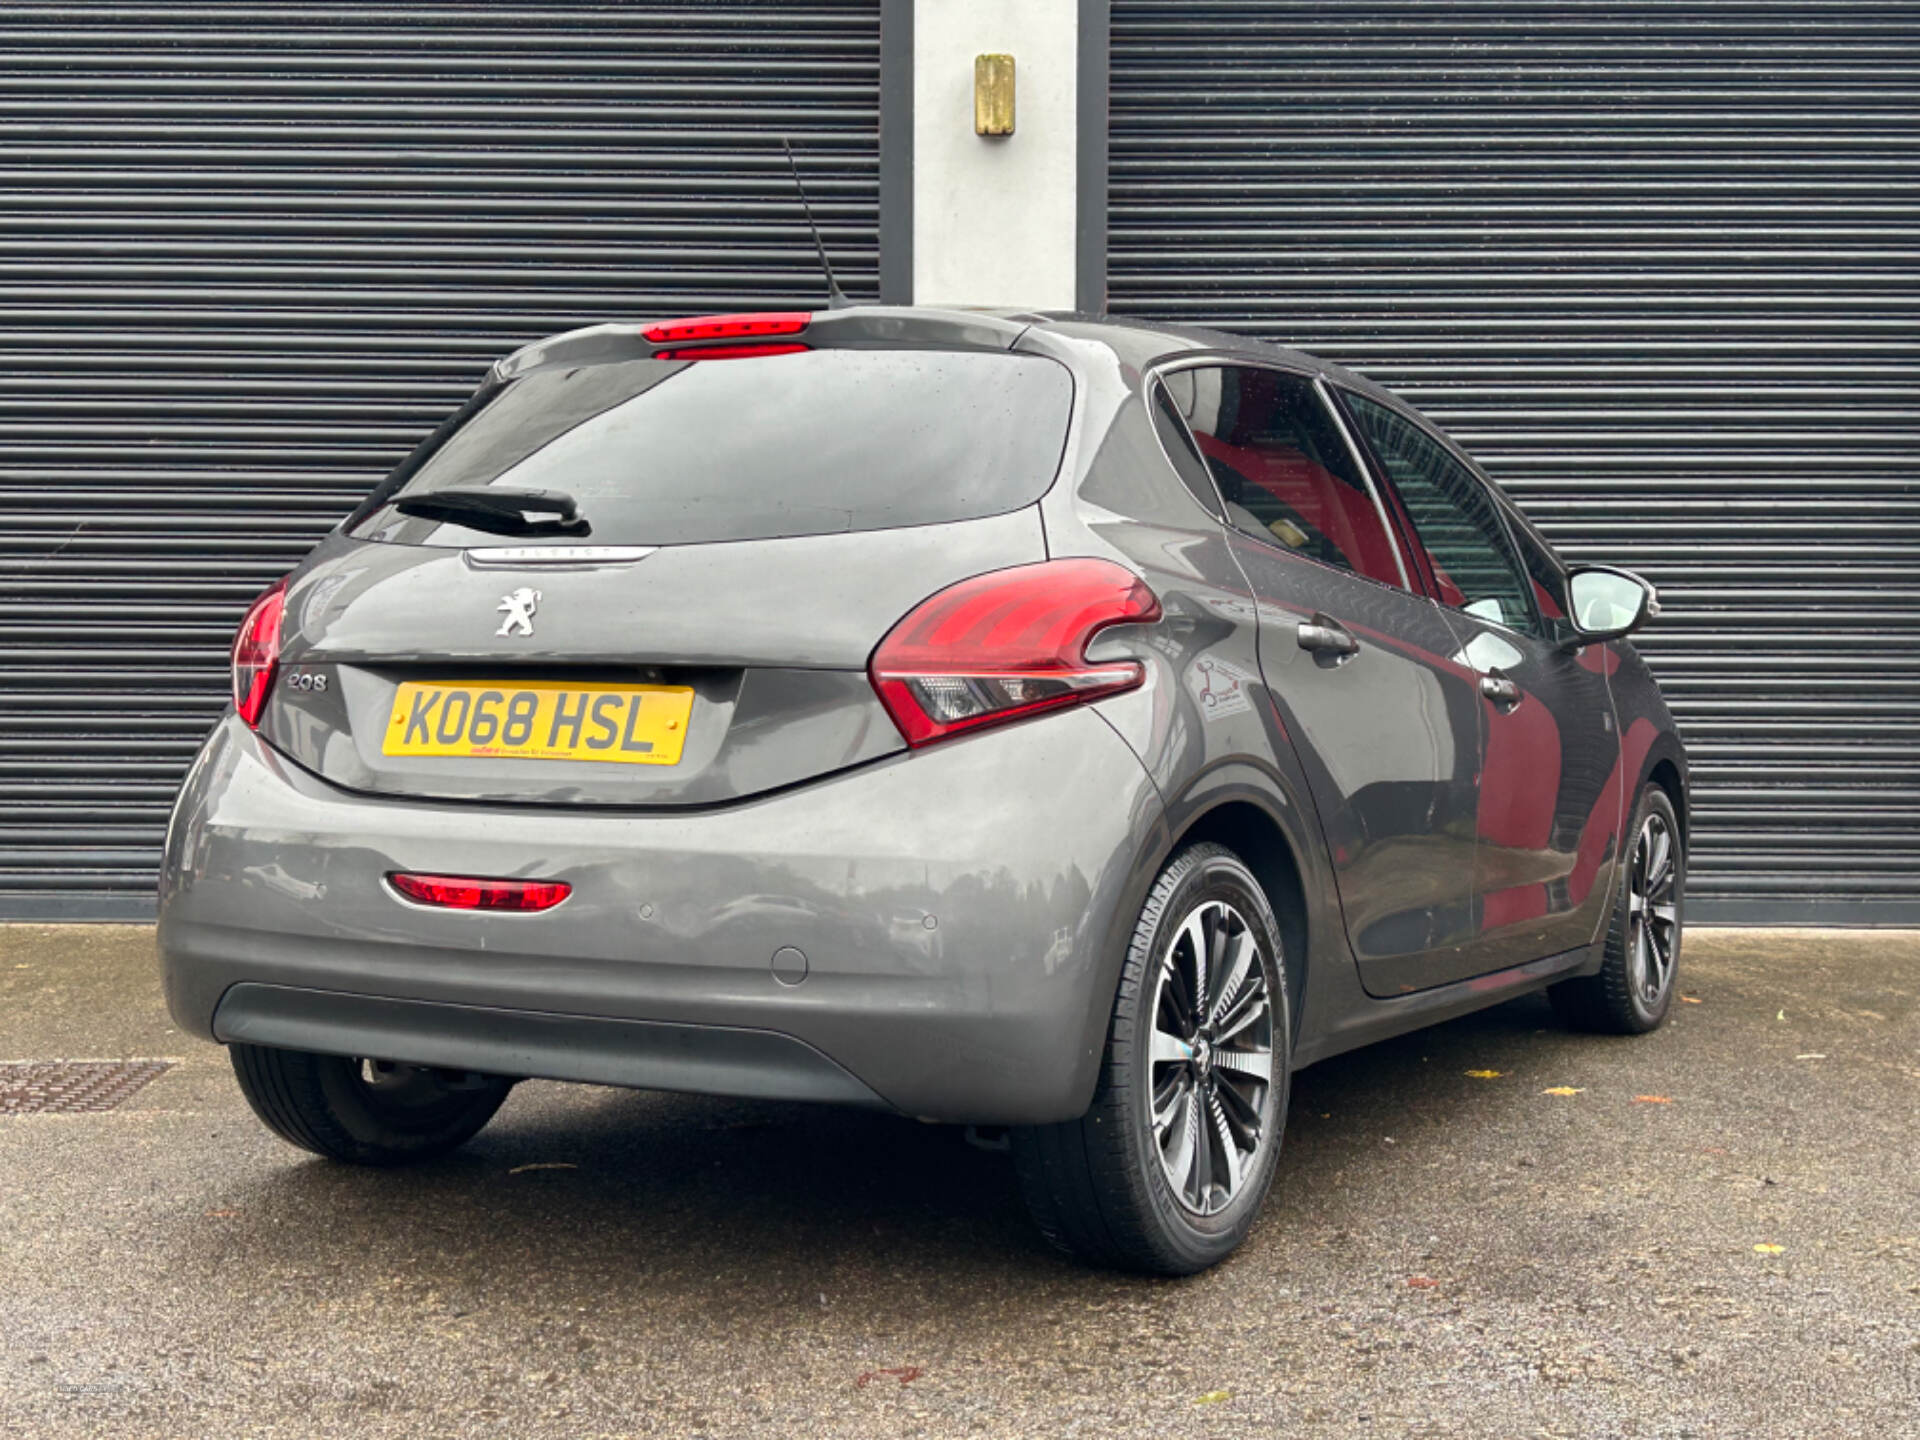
[1161,793,1312,1042]
[1646,755,1687,848]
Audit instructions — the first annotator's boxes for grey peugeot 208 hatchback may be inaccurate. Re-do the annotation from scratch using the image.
[159,306,1687,1274]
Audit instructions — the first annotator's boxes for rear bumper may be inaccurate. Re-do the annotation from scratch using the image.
[214,985,889,1108]
[158,712,1163,1124]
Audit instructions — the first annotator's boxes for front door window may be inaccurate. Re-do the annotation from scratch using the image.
[1339,391,1535,631]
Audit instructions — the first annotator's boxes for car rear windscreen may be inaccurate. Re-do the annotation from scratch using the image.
[351,348,1075,547]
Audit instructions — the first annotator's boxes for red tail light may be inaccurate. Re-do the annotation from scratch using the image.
[231,578,287,728]
[643,312,811,345]
[387,873,573,912]
[869,559,1162,747]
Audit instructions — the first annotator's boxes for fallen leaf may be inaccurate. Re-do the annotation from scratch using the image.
[1777,1009,1787,1022]
[1634,1095,1674,1104]
[1464,1069,1505,1080]
[1753,1243,1785,1255]
[1407,1275,1440,1289]
[855,1366,922,1388]
[507,1162,578,1176]
[1541,1086,1586,1097]
[203,1208,239,1218]
[1194,1390,1232,1406]
[1680,995,1702,1005]
[1794,1054,1827,1061]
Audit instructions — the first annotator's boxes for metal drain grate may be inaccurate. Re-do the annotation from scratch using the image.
[0,1060,173,1114]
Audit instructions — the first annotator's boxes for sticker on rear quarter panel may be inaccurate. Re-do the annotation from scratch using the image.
[1188,655,1256,721]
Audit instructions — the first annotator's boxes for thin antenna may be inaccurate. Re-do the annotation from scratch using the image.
[782,136,850,310]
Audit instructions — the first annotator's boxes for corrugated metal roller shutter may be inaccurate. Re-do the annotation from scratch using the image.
[0,2,880,919]
[1109,0,1920,923]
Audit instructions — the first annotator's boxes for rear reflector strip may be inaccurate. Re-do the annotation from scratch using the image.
[387,873,573,912]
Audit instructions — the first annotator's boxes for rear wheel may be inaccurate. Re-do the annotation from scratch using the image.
[1013,842,1290,1275]
[1550,784,1684,1035]
[230,1044,513,1165]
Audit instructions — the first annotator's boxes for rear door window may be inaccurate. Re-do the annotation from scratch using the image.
[1167,365,1409,590]
[353,348,1074,547]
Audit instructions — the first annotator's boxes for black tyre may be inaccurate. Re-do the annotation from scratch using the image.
[230,1044,514,1166]
[1550,784,1684,1035]
[1012,842,1291,1275]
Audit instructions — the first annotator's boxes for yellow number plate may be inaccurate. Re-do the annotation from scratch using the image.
[383,681,694,766]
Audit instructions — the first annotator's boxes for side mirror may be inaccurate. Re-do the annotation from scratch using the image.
[1565,565,1660,643]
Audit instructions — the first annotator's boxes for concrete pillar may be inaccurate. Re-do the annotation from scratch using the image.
[880,0,1107,311]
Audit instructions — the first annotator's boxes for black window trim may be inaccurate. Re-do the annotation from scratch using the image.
[1310,372,1413,593]
[1143,354,1417,597]
[1144,375,1225,521]
[1328,381,1550,645]
[1491,489,1580,644]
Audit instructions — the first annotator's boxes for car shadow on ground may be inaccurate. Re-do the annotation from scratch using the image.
[179,990,1601,1311]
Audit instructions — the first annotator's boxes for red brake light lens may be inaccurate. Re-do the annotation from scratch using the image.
[231,578,287,728]
[642,312,811,345]
[869,559,1162,747]
[387,873,573,912]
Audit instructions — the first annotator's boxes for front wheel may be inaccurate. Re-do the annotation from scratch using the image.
[1550,783,1684,1035]
[230,1044,514,1165]
[1013,842,1291,1275]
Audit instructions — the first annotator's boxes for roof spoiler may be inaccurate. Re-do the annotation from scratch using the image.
[490,307,1035,383]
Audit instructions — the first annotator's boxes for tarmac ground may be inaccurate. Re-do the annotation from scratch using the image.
[1,923,1916,1438]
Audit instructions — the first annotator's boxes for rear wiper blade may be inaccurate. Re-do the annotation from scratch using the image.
[392,486,590,538]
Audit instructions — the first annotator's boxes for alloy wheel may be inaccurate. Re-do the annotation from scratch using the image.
[1627,811,1680,1008]
[1147,899,1275,1216]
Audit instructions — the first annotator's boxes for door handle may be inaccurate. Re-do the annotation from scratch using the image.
[1479,672,1522,707]
[1296,614,1359,663]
